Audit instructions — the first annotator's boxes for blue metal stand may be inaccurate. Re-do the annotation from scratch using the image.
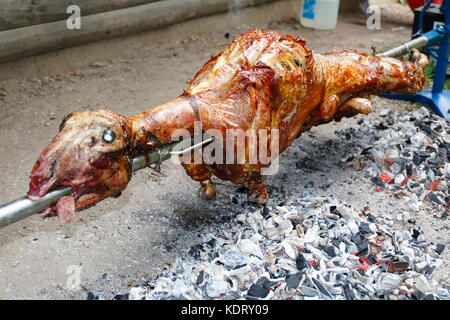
[380,0,450,120]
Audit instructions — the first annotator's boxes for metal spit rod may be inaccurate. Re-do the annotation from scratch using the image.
[378,35,430,57]
[378,28,444,58]
[0,137,214,229]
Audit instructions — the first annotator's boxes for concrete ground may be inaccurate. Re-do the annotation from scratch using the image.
[0,0,446,299]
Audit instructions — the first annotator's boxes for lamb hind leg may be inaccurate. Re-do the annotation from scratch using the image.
[247,173,269,204]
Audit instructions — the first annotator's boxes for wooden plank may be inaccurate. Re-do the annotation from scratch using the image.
[0,0,161,31]
[0,0,281,64]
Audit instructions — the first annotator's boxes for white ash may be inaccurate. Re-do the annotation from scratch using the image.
[116,191,447,300]
[336,106,449,219]
[110,107,448,301]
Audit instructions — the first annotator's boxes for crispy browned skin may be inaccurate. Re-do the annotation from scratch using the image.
[28,29,426,222]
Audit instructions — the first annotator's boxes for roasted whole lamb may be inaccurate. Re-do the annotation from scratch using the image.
[28,29,427,223]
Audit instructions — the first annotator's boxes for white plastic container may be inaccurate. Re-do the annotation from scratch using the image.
[299,0,340,30]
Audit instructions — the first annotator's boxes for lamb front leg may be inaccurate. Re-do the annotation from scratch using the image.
[335,97,373,121]
[182,162,216,200]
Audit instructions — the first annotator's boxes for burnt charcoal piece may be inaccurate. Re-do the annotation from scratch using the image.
[247,277,277,298]
[188,244,204,259]
[261,206,270,218]
[286,272,303,290]
[414,120,434,136]
[304,181,315,188]
[247,284,270,298]
[412,229,421,240]
[355,268,365,276]
[428,148,447,166]
[413,153,424,165]
[406,163,413,177]
[205,238,217,248]
[323,245,337,258]
[255,276,277,288]
[368,255,377,265]
[330,208,342,218]
[428,192,443,205]
[113,293,129,300]
[371,177,385,188]
[375,121,388,130]
[422,265,436,277]
[86,292,97,300]
[352,233,369,256]
[358,222,372,235]
[435,244,445,255]
[197,270,205,285]
[361,147,372,155]
[417,151,431,158]
[312,278,333,298]
[237,186,248,194]
[392,157,407,169]
[296,253,310,271]
[331,238,342,248]
[343,283,356,300]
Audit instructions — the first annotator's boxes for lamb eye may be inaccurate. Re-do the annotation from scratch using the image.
[102,129,115,143]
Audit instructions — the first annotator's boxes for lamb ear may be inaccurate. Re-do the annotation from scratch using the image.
[59,112,76,131]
